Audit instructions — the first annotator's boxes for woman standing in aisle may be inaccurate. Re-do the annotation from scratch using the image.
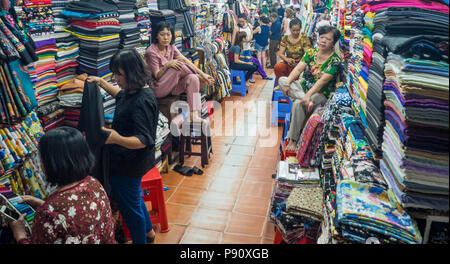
[274,18,312,80]
[86,48,158,244]
[145,22,214,122]
[228,32,258,84]
[279,26,342,151]
[281,8,295,36]
[253,15,271,76]
[9,127,116,244]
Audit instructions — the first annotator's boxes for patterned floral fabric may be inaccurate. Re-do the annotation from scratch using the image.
[336,180,422,244]
[340,155,388,189]
[297,106,325,167]
[19,176,116,244]
[286,186,324,221]
[300,48,342,98]
[280,34,312,64]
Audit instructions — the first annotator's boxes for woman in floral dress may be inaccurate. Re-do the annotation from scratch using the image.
[279,25,342,151]
[9,127,116,244]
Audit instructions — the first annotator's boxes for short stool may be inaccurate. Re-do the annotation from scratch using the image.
[271,90,292,126]
[179,120,213,168]
[121,166,170,241]
[230,69,248,97]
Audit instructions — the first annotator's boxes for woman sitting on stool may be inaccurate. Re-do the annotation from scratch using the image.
[228,32,258,86]
[145,22,214,123]
[280,26,342,152]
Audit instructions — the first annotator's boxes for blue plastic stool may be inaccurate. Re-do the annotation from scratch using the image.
[271,90,292,126]
[230,70,248,97]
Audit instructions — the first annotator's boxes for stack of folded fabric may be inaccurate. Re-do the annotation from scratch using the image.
[58,74,86,122]
[40,109,65,132]
[22,0,54,40]
[149,9,176,30]
[157,0,170,10]
[334,180,422,244]
[174,12,184,51]
[63,108,81,128]
[155,112,171,171]
[148,0,158,10]
[182,10,194,38]
[135,0,151,44]
[380,53,449,212]
[274,186,323,243]
[107,0,141,50]
[55,35,79,89]
[169,0,187,11]
[62,0,121,80]
[29,38,59,107]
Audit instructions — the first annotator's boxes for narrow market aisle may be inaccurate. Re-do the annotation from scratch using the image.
[153,71,283,244]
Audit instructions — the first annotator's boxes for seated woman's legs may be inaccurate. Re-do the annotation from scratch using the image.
[274,62,294,80]
[172,70,203,122]
[230,62,258,84]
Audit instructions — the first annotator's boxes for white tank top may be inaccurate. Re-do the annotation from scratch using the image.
[239,25,252,50]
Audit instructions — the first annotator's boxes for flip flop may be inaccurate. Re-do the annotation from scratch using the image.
[173,164,193,176]
[191,166,204,175]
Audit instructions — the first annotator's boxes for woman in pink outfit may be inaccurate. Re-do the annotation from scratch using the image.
[145,22,214,122]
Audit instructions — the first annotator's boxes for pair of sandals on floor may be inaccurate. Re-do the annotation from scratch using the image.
[173,164,204,176]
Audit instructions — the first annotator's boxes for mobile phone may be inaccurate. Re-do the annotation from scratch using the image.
[0,205,20,221]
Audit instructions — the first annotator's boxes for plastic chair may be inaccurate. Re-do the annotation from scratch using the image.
[121,166,170,241]
[271,90,292,126]
[230,69,248,97]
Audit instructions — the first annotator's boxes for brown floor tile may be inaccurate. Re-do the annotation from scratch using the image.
[223,154,252,167]
[214,165,247,179]
[209,177,243,194]
[234,196,270,216]
[154,224,186,244]
[201,162,225,177]
[254,146,280,157]
[210,143,231,154]
[240,180,274,199]
[226,212,265,236]
[180,175,213,190]
[212,136,235,145]
[199,191,237,211]
[260,238,274,244]
[166,203,196,225]
[163,186,176,202]
[182,156,201,167]
[161,171,185,186]
[221,234,261,244]
[189,207,230,232]
[249,155,279,170]
[228,145,255,156]
[262,219,276,239]
[180,227,221,244]
[245,168,276,183]
[168,187,205,206]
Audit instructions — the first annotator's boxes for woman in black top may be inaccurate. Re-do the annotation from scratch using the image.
[87,49,158,244]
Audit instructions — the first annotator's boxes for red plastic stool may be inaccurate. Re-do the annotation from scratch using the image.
[121,166,170,241]
[273,228,316,244]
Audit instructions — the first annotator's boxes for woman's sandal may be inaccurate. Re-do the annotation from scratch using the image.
[173,164,194,176]
[191,166,204,175]
[146,235,155,244]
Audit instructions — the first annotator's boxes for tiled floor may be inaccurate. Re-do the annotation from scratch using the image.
[153,70,281,244]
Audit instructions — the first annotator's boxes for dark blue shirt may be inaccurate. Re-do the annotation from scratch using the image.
[270,20,282,40]
[255,25,270,47]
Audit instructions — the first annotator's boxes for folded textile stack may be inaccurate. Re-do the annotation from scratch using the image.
[149,9,176,32]
[182,10,194,38]
[58,73,87,109]
[106,0,140,50]
[174,12,184,51]
[63,107,80,128]
[62,0,121,79]
[147,0,158,10]
[36,100,64,131]
[380,53,449,212]
[169,0,187,11]
[274,186,323,243]
[102,88,116,124]
[155,112,171,171]
[22,0,54,40]
[334,180,422,244]
[157,0,170,10]
[29,38,59,107]
[135,1,151,43]
[55,34,79,89]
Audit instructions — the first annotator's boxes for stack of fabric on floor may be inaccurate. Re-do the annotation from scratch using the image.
[135,0,151,44]
[334,180,422,244]
[107,0,140,50]
[155,112,171,172]
[62,0,121,80]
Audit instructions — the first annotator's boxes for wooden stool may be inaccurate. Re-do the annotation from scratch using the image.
[157,95,182,164]
[179,121,212,168]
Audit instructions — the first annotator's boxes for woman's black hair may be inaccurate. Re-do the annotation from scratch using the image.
[151,21,175,45]
[289,18,302,29]
[109,48,150,91]
[260,16,270,24]
[234,31,247,50]
[39,127,95,188]
[238,13,248,20]
[318,25,341,44]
